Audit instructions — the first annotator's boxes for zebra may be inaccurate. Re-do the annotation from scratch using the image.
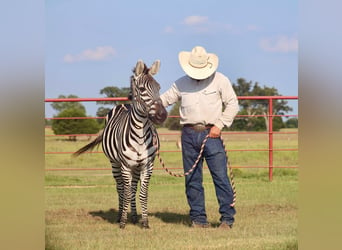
[73,60,167,229]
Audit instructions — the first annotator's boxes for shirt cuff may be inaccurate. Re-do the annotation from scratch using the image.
[214,120,224,130]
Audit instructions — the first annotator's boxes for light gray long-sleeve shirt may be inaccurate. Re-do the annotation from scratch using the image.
[160,72,239,129]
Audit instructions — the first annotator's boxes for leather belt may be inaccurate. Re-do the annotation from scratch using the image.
[183,124,213,132]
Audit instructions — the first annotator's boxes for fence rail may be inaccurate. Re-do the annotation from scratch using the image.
[45,96,298,181]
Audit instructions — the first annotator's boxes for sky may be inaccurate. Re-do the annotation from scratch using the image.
[45,0,298,118]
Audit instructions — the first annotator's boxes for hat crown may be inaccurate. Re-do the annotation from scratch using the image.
[178,45,218,80]
[189,46,210,68]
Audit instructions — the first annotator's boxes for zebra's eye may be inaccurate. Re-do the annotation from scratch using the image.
[138,87,145,92]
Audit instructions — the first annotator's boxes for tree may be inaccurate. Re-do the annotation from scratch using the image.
[96,106,110,126]
[51,108,100,141]
[95,86,131,124]
[273,116,285,131]
[232,78,292,131]
[285,118,298,128]
[50,94,86,113]
[229,109,248,131]
[96,86,131,105]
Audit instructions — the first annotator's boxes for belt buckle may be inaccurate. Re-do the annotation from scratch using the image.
[193,124,206,132]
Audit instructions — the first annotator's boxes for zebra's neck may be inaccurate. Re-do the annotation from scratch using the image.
[129,104,152,133]
[125,106,156,155]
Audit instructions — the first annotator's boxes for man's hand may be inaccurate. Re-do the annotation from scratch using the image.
[209,126,221,138]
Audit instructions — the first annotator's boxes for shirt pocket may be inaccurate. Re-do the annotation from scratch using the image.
[202,89,219,104]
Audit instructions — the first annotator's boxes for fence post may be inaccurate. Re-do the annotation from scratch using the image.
[268,98,273,181]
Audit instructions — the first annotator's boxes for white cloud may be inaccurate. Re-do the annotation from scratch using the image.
[163,26,174,33]
[259,36,298,53]
[183,16,209,26]
[63,46,116,63]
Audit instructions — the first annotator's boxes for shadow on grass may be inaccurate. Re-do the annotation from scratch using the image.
[89,208,190,225]
[89,208,118,224]
[151,211,190,225]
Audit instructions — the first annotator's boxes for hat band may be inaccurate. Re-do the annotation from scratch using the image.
[189,60,212,69]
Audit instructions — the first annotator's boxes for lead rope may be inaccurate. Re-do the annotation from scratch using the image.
[155,134,236,207]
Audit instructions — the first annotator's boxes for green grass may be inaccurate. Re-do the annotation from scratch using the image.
[45,174,298,249]
[45,127,298,249]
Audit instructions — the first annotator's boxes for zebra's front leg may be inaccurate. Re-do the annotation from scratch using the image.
[120,172,132,229]
[139,163,153,229]
[112,164,123,223]
[130,175,139,224]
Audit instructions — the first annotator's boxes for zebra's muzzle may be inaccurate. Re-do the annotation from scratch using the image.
[149,99,167,125]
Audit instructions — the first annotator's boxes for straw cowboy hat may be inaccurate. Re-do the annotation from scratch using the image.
[178,46,219,80]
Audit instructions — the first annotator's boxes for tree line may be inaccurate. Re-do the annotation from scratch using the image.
[48,78,298,140]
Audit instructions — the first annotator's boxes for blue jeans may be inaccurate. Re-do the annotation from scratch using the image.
[181,126,236,225]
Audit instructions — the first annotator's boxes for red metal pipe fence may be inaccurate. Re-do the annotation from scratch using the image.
[45,96,298,181]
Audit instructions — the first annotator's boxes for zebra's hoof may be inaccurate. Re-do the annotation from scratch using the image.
[119,223,126,229]
[131,215,138,224]
[116,213,122,223]
[142,221,150,229]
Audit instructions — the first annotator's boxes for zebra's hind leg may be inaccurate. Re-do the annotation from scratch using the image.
[139,164,153,229]
[115,184,123,224]
[130,174,139,224]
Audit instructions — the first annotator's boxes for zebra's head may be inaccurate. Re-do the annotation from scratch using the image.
[130,60,167,125]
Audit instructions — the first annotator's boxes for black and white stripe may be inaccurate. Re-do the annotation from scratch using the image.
[74,60,167,229]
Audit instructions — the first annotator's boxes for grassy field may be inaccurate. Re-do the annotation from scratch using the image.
[45,127,298,249]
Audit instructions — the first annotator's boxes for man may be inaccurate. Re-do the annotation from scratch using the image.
[160,46,239,229]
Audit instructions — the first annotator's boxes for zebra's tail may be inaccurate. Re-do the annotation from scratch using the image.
[72,131,103,157]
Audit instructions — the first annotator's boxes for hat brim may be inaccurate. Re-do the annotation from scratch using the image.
[178,51,219,80]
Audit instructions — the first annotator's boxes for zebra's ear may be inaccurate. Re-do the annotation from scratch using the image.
[135,60,145,76]
[149,60,160,75]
